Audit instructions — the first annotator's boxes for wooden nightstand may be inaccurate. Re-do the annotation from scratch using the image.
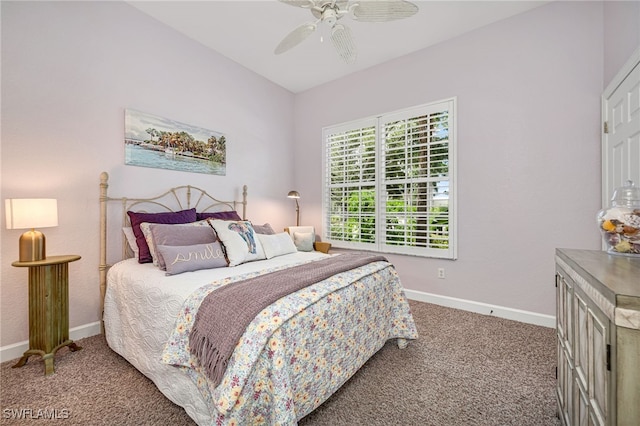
[11,255,82,375]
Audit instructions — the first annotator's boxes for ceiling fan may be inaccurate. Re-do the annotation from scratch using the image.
[274,0,419,64]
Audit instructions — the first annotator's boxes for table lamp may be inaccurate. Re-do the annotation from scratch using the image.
[287,190,301,226]
[5,198,58,262]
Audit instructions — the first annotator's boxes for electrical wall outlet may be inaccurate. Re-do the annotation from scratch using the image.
[437,268,445,279]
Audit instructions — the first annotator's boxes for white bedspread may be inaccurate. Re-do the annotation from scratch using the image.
[105,251,418,425]
[104,252,328,425]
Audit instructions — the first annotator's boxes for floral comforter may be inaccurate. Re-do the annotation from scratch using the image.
[162,257,418,425]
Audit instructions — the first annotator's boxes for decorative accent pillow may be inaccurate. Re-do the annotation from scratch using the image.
[257,232,298,259]
[139,223,158,264]
[122,227,138,257]
[147,221,218,270]
[209,219,266,266]
[127,208,197,263]
[157,243,227,275]
[252,223,275,235]
[196,211,242,221]
[293,232,314,252]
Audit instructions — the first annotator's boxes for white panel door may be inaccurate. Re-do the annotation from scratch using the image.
[602,58,640,206]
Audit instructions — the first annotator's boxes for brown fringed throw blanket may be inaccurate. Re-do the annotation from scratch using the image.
[189,252,388,386]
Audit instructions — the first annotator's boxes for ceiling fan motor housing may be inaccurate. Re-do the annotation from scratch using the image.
[311,0,348,24]
[322,8,338,27]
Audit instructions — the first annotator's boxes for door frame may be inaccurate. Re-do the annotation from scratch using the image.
[601,47,640,209]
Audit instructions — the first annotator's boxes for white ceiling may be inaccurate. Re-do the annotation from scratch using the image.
[128,1,549,93]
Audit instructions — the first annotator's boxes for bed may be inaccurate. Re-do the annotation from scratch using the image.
[99,172,418,425]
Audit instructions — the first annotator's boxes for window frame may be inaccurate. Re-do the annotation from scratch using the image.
[321,97,457,259]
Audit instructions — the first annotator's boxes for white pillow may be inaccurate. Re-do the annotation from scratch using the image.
[209,219,266,266]
[293,231,314,252]
[122,227,138,257]
[257,232,298,259]
[287,226,315,250]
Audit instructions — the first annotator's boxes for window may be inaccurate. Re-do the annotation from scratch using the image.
[322,98,456,259]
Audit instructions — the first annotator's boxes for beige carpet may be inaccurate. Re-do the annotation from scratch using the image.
[0,300,559,425]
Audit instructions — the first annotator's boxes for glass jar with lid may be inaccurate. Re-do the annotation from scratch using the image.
[597,180,640,256]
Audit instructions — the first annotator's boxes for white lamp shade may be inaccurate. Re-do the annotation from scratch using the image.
[5,198,58,230]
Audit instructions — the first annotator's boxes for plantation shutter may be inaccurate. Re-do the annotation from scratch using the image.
[323,118,378,251]
[322,98,456,259]
[380,101,454,258]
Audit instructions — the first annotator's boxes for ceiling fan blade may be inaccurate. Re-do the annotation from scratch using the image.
[331,24,357,64]
[274,22,317,54]
[352,0,418,22]
[278,0,315,8]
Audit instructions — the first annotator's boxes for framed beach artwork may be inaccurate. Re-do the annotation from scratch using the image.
[124,109,226,176]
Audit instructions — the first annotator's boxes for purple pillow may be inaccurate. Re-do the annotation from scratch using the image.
[196,211,242,221]
[157,242,228,275]
[252,223,275,235]
[149,222,218,270]
[127,208,197,263]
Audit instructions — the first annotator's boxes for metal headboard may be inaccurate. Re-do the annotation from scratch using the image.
[98,171,247,330]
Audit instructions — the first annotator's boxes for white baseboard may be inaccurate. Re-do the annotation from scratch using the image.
[1,292,555,362]
[0,321,102,363]
[405,289,556,328]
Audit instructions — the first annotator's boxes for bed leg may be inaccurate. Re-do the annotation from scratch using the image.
[397,338,409,349]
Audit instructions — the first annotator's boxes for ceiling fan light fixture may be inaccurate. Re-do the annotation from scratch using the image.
[275,0,419,62]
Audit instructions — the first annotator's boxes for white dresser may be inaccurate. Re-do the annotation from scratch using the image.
[555,248,640,426]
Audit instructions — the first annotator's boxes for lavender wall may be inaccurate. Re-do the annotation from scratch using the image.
[604,0,640,86]
[1,1,634,348]
[293,1,606,316]
[0,2,295,347]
